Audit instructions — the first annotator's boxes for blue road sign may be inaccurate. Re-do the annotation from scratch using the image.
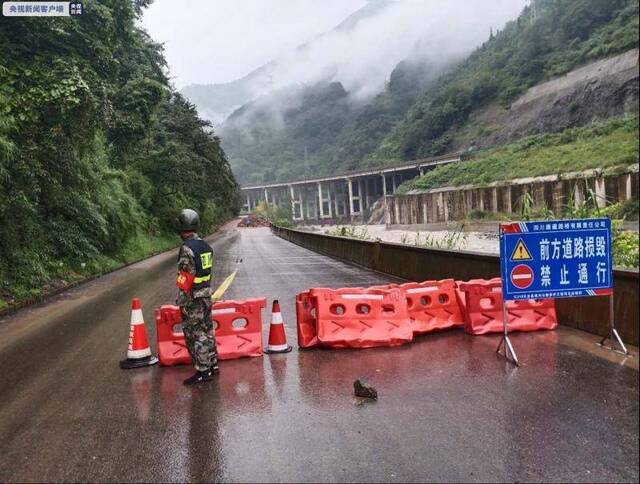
[500,218,613,301]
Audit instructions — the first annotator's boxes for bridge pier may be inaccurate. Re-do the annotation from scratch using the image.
[240,152,464,222]
[317,182,333,219]
[290,185,304,221]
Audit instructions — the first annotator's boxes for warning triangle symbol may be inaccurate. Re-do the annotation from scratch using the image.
[510,239,532,261]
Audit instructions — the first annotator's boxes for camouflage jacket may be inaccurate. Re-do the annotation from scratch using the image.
[176,233,212,306]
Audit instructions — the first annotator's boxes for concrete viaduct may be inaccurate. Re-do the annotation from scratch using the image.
[241,152,464,222]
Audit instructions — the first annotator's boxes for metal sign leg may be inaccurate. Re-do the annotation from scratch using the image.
[597,294,630,356]
[496,300,519,366]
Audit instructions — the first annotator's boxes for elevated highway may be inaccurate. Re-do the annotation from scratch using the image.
[240,152,464,222]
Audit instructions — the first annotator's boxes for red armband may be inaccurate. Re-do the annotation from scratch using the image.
[176,271,195,291]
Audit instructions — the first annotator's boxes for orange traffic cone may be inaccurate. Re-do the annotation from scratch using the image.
[265,300,292,354]
[120,298,159,369]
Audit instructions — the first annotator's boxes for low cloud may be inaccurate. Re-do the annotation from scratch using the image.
[250,0,528,101]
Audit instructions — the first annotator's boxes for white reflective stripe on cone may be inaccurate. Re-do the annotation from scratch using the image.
[127,347,152,358]
[130,309,145,325]
[271,312,283,324]
[268,343,289,352]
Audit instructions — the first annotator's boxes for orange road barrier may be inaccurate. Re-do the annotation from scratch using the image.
[296,290,320,348]
[458,278,557,335]
[155,306,187,366]
[120,298,158,369]
[398,279,465,334]
[213,298,267,359]
[310,287,413,349]
[370,280,465,334]
[265,300,292,353]
[156,297,267,366]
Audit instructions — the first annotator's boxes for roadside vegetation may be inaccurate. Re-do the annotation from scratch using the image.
[252,201,295,228]
[320,189,639,268]
[325,225,371,240]
[525,192,639,269]
[398,117,638,192]
[0,233,180,313]
[458,191,638,268]
[0,2,239,309]
[404,230,469,251]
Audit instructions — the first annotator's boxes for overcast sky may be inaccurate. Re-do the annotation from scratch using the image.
[140,0,366,88]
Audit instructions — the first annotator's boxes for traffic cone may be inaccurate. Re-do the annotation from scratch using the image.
[120,298,159,369]
[265,300,292,354]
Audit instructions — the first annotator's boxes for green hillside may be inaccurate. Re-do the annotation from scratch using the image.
[0,2,239,306]
[399,116,639,192]
[376,0,639,160]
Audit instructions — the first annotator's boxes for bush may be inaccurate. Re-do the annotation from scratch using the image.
[468,209,487,220]
[273,218,295,228]
[602,198,639,220]
[0,3,239,307]
[613,230,639,268]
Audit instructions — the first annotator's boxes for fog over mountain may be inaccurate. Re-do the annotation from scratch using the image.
[181,0,528,125]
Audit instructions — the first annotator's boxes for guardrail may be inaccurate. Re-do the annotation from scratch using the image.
[272,225,639,346]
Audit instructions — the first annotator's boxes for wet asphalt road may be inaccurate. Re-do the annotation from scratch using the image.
[0,225,638,482]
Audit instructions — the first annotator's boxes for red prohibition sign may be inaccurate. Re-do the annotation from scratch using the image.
[511,264,534,289]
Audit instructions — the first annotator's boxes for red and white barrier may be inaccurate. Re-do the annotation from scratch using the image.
[156,297,267,366]
[399,279,465,334]
[458,278,557,335]
[309,287,413,349]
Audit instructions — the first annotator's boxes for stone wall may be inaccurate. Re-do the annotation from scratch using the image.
[387,167,639,225]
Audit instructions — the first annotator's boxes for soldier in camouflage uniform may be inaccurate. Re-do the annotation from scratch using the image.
[175,209,218,385]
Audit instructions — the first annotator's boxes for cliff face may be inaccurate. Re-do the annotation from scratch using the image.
[461,49,639,150]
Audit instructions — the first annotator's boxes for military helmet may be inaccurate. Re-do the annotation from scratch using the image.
[176,208,200,232]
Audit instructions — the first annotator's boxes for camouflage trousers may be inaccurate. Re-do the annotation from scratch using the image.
[180,297,217,372]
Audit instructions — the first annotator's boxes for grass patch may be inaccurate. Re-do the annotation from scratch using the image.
[1,232,181,312]
[88,232,180,272]
[325,225,371,240]
[400,116,639,192]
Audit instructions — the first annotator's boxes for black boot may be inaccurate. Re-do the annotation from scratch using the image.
[183,366,218,386]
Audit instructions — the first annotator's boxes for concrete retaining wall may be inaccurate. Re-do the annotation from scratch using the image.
[272,225,639,346]
[388,168,639,224]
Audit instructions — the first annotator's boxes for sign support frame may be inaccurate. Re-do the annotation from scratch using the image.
[496,299,519,366]
[596,292,630,356]
[500,217,631,361]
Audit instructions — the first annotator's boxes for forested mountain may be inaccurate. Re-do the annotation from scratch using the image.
[221,0,638,185]
[222,82,353,184]
[223,59,448,184]
[0,0,239,303]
